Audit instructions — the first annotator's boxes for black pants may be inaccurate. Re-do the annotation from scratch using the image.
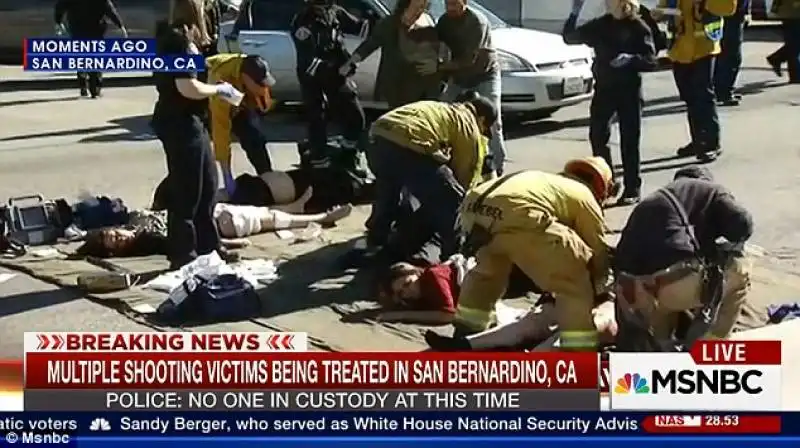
[772,19,800,81]
[673,56,720,148]
[300,73,365,154]
[366,137,464,261]
[72,29,104,95]
[153,111,220,267]
[232,108,273,174]
[714,16,745,99]
[589,80,642,192]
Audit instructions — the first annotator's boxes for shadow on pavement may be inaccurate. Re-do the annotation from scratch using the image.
[0,76,149,93]
[0,96,80,107]
[0,287,85,318]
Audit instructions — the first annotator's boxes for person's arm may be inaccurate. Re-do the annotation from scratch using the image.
[572,196,612,294]
[449,121,487,189]
[378,310,455,325]
[705,0,738,17]
[103,0,126,31]
[436,15,487,74]
[562,13,605,46]
[630,22,658,71]
[334,5,366,36]
[351,17,390,63]
[710,190,754,244]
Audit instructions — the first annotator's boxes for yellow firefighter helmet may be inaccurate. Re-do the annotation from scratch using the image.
[563,156,614,203]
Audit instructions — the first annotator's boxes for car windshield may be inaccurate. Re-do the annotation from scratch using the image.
[379,0,508,28]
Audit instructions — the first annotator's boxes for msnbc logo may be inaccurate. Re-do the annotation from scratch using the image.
[615,373,650,394]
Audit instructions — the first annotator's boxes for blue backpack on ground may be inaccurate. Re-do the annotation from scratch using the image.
[157,273,262,323]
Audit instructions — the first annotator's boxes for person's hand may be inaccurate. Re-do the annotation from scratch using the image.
[215,82,243,104]
[338,63,353,77]
[222,166,236,196]
[415,59,438,76]
[610,53,634,68]
[120,27,128,38]
[54,23,67,36]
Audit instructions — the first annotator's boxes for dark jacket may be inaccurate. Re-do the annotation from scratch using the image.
[290,4,362,75]
[54,0,124,35]
[203,0,222,56]
[562,13,657,86]
[615,173,753,275]
[353,15,443,108]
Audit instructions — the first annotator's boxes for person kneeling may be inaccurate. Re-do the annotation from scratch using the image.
[446,157,615,352]
[613,166,753,346]
[365,94,498,264]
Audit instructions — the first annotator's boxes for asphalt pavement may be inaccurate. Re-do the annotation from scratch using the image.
[1,34,798,357]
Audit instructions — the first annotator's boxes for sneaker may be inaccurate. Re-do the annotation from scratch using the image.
[90,91,102,99]
[617,190,641,206]
[697,147,722,163]
[717,97,740,107]
[80,88,89,97]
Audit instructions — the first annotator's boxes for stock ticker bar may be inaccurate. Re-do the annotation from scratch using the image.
[21,332,600,412]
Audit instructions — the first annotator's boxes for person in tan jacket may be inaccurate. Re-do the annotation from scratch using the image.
[364,95,497,265]
[447,156,615,351]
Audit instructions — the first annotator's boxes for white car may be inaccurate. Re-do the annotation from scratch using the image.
[220,0,594,120]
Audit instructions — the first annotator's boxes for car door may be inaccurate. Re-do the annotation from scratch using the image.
[237,0,305,102]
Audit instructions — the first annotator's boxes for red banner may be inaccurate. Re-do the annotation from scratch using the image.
[25,352,598,390]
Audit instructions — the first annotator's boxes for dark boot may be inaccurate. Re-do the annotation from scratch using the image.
[424,330,472,352]
[676,142,699,158]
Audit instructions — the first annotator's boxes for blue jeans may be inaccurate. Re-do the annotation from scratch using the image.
[714,16,745,99]
[441,71,506,173]
[365,137,464,259]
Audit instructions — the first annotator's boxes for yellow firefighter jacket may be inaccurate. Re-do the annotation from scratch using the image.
[370,101,487,189]
[660,0,737,64]
[207,54,260,167]
[459,171,611,290]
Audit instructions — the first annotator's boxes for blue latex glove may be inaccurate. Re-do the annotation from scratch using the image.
[223,169,236,197]
[610,53,635,68]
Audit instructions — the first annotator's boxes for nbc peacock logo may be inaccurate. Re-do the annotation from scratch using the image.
[615,373,650,394]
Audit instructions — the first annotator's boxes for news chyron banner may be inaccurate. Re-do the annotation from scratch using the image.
[609,340,782,411]
[21,332,600,412]
[23,38,204,72]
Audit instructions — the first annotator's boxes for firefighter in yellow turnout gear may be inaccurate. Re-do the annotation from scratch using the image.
[654,0,736,161]
[454,157,614,351]
[365,96,498,263]
[207,54,276,195]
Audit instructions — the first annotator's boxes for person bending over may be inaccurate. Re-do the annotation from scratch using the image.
[613,166,753,345]
[437,157,614,352]
[365,95,497,265]
[207,53,277,194]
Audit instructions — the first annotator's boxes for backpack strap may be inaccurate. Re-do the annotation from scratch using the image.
[657,187,725,350]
